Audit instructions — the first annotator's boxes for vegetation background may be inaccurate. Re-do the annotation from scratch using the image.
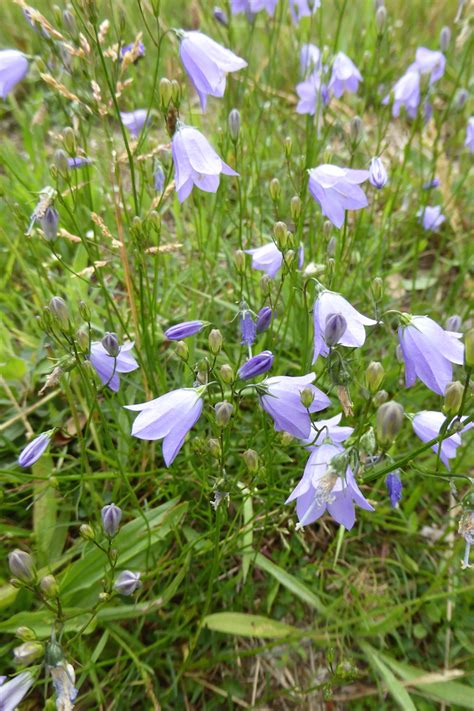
[0,0,472,708]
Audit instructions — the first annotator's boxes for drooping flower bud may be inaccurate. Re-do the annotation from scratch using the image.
[214,401,234,427]
[240,310,256,346]
[41,207,59,241]
[114,570,141,595]
[439,26,451,52]
[18,431,53,468]
[464,328,474,368]
[49,296,69,330]
[101,332,120,357]
[290,195,301,221]
[376,401,404,446]
[220,364,234,383]
[445,314,462,332]
[8,550,35,582]
[243,449,259,473]
[300,386,315,408]
[324,313,347,346]
[269,178,280,200]
[208,328,223,354]
[238,351,274,380]
[165,321,204,341]
[39,574,59,598]
[228,108,241,142]
[386,470,403,508]
[13,642,44,665]
[365,361,385,393]
[101,503,122,537]
[444,381,464,416]
[256,306,272,333]
[213,6,228,26]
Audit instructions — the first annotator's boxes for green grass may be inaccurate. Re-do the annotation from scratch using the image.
[0,0,473,708]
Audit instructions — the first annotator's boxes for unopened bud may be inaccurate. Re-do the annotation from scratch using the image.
[208,438,221,458]
[228,108,241,142]
[350,115,363,142]
[444,381,464,416]
[220,363,234,383]
[159,77,173,106]
[324,313,347,346]
[376,401,404,446]
[175,340,189,360]
[454,88,468,110]
[208,328,223,354]
[284,135,292,157]
[359,427,376,455]
[15,626,36,641]
[41,207,59,241]
[78,300,91,322]
[215,400,233,427]
[8,550,34,582]
[290,195,301,221]
[260,274,272,295]
[79,523,95,541]
[234,249,245,272]
[62,8,77,34]
[48,296,69,330]
[273,221,288,248]
[101,503,122,537]
[375,6,386,30]
[323,220,332,238]
[243,449,259,472]
[54,148,69,174]
[440,26,451,52]
[327,236,337,257]
[445,314,462,332]
[372,276,384,301]
[63,126,76,153]
[365,361,384,393]
[101,332,119,357]
[373,389,388,406]
[14,641,43,664]
[76,327,89,351]
[213,6,228,26]
[269,178,280,200]
[464,328,474,368]
[300,386,315,408]
[280,431,294,446]
[39,574,59,598]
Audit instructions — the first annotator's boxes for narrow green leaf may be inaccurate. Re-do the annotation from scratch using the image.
[360,642,417,711]
[203,612,298,638]
[33,457,58,567]
[254,552,325,612]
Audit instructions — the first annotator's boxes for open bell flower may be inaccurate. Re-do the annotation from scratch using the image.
[412,411,473,468]
[328,52,362,98]
[0,671,34,711]
[245,242,283,278]
[286,443,374,529]
[412,47,445,84]
[0,49,29,99]
[308,164,370,229]
[231,0,278,16]
[383,69,420,118]
[296,71,327,116]
[120,110,148,137]
[289,0,321,24]
[260,373,330,439]
[125,387,204,466]
[313,290,376,362]
[90,341,139,392]
[300,43,321,76]
[179,31,247,111]
[302,413,353,448]
[398,315,464,395]
[172,124,238,202]
[418,205,445,231]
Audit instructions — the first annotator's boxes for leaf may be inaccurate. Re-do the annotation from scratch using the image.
[254,553,325,612]
[360,642,417,711]
[203,612,298,638]
[379,653,473,709]
[33,457,58,567]
[237,482,253,583]
[0,355,27,380]
[0,608,94,637]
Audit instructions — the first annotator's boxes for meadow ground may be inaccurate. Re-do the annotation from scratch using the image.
[0,0,473,708]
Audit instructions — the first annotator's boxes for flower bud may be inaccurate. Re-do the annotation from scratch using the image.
[375,5,386,30]
[273,221,288,248]
[369,157,388,189]
[327,236,337,257]
[54,149,69,174]
[365,361,384,393]
[386,470,403,508]
[445,314,462,332]
[78,300,91,322]
[14,642,43,665]
[213,6,228,26]
[63,126,76,153]
[285,249,295,265]
[350,116,363,143]
[171,80,180,104]
[238,351,274,380]
[15,626,36,641]
[63,8,77,34]
[175,340,189,360]
[444,381,464,416]
[159,77,173,106]
[114,570,141,595]
[260,274,272,295]
[300,386,315,408]
[290,195,301,221]
[220,364,234,383]
[324,313,347,347]
[39,574,59,598]
[280,431,294,446]
[234,249,245,272]
[41,207,59,241]
[214,400,234,427]
[464,328,474,368]
[79,523,95,541]
[269,178,280,200]
[208,328,223,354]
[454,88,468,110]
[376,401,404,446]
[45,640,64,667]
[284,135,292,157]
[228,108,241,142]
[371,277,384,301]
[208,438,221,458]
[75,327,89,352]
[101,503,122,537]
[359,427,376,455]
[8,550,34,582]
[101,332,120,357]
[48,296,69,330]
[256,306,272,333]
[440,26,451,52]
[373,389,388,406]
[243,449,259,473]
